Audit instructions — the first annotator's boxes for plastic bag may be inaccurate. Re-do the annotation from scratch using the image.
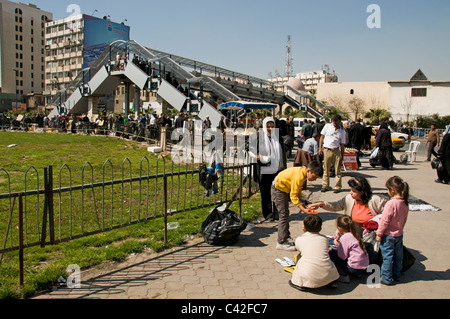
[370,147,379,159]
[201,205,247,246]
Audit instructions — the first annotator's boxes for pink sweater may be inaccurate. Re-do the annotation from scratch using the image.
[337,233,370,270]
[376,197,409,238]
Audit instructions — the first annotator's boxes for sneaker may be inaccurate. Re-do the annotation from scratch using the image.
[380,279,393,286]
[321,187,330,193]
[276,242,297,251]
[285,237,295,246]
[333,189,341,194]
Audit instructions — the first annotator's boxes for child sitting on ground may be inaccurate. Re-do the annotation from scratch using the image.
[329,215,370,283]
[289,215,340,291]
[376,176,410,285]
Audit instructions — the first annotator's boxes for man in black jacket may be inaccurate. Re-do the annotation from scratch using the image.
[350,118,365,168]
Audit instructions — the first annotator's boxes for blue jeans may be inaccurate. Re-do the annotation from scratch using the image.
[380,235,404,283]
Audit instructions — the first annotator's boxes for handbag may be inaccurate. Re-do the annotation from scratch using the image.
[431,158,444,172]
[368,245,416,273]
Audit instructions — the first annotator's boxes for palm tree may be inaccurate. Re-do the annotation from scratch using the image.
[325,108,348,121]
[365,109,391,125]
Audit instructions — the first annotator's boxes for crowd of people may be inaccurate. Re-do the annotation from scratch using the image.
[251,115,450,292]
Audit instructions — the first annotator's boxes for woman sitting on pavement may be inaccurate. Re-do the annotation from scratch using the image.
[307,176,387,234]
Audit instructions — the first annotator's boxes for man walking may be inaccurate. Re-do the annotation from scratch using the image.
[319,115,347,193]
[426,123,440,161]
[349,118,365,168]
[303,119,312,140]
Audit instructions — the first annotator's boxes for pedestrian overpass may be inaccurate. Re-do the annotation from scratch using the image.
[48,40,329,127]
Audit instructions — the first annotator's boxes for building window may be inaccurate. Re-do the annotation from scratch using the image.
[412,88,427,97]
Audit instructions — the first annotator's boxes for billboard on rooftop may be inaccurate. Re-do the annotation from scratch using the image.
[83,15,130,68]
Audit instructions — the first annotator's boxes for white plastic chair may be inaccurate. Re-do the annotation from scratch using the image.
[404,141,421,162]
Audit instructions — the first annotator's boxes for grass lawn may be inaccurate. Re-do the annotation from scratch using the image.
[0,131,262,299]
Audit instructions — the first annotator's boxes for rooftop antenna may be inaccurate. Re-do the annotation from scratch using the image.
[285,35,294,78]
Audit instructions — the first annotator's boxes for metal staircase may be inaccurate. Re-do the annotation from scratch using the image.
[284,85,329,119]
[48,40,241,127]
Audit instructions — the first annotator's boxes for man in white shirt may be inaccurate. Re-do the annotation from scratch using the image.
[303,133,320,156]
[319,115,347,193]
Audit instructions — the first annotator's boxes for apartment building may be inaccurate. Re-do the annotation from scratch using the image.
[268,66,338,94]
[44,14,130,98]
[0,0,52,110]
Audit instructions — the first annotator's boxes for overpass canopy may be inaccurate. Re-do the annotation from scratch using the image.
[220,101,277,111]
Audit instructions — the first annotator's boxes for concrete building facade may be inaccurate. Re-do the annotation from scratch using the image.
[0,0,52,102]
[316,70,450,122]
[269,67,338,93]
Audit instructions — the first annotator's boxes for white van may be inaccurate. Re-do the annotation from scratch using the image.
[281,118,316,137]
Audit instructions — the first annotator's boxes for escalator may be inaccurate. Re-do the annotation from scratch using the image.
[284,85,329,119]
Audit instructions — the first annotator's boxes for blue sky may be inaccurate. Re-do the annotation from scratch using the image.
[29,0,450,82]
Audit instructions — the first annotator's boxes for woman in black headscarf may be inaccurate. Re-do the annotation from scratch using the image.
[375,122,394,170]
[436,125,450,184]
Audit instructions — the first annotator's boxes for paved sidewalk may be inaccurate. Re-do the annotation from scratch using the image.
[33,152,450,300]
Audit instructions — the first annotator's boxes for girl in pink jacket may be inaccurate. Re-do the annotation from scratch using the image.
[376,176,410,285]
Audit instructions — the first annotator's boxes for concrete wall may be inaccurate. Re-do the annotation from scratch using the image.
[316,81,389,119]
[388,82,450,121]
[317,80,450,122]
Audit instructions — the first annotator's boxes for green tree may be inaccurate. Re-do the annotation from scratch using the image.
[324,107,348,121]
[284,108,307,118]
[365,109,391,126]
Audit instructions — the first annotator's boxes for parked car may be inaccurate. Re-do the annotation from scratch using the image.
[374,126,409,141]
[371,128,406,151]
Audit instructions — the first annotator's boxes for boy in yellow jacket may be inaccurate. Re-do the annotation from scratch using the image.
[272,161,323,251]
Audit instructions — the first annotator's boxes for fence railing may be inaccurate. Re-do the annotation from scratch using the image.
[0,153,257,258]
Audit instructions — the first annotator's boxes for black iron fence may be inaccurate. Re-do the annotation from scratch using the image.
[0,153,256,257]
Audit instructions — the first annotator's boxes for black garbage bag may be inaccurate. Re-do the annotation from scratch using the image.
[201,205,247,246]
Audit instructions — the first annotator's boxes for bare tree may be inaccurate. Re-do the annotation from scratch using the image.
[325,94,344,109]
[401,95,415,123]
[347,97,365,121]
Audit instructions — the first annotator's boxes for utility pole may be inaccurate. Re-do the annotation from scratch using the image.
[285,35,294,78]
